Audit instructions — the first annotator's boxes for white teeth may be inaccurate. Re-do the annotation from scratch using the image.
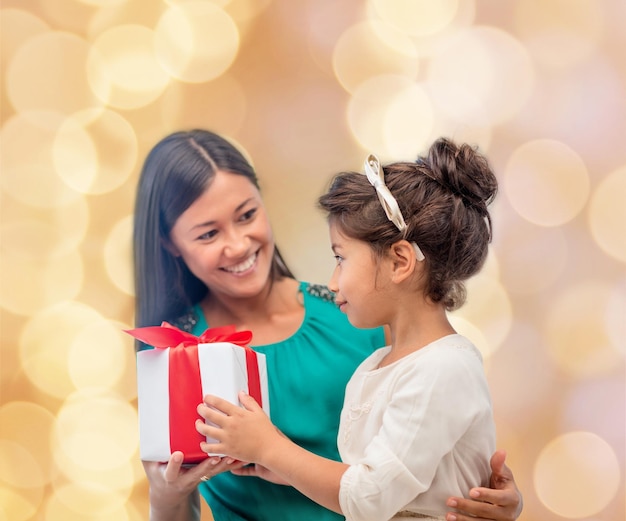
[224,253,256,273]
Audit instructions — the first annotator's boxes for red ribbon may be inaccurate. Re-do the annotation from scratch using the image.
[126,322,261,463]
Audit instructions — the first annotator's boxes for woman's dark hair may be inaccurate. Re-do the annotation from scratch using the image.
[133,129,294,336]
[318,137,497,311]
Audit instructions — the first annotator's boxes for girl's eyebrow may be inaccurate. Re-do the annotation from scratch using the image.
[189,198,255,231]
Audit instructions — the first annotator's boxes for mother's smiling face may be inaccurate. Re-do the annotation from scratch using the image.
[167,169,276,300]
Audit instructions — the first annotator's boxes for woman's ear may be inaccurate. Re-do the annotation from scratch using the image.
[389,240,418,283]
[161,237,181,257]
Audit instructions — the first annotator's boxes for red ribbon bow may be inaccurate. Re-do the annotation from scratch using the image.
[126,322,261,463]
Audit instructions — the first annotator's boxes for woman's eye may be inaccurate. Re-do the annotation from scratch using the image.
[240,208,257,221]
[197,229,218,241]
[334,255,343,265]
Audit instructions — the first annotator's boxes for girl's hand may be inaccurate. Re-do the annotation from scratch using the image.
[231,463,290,485]
[196,391,281,464]
[445,450,522,521]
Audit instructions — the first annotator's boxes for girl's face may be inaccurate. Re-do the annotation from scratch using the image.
[327,222,392,329]
[168,170,275,300]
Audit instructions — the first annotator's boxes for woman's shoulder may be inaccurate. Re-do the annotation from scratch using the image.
[300,281,337,304]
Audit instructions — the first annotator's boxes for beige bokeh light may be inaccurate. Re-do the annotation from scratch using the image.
[19,302,106,398]
[5,30,102,115]
[0,8,50,76]
[347,75,434,158]
[332,21,419,95]
[544,281,622,378]
[0,113,85,208]
[534,431,620,518]
[67,319,130,390]
[87,25,170,110]
[369,0,460,37]
[0,402,57,486]
[52,389,138,473]
[104,215,134,295]
[426,26,534,125]
[588,166,626,263]
[504,139,590,227]
[44,485,131,520]
[154,2,240,83]
[455,272,512,356]
[53,109,138,195]
[514,0,605,70]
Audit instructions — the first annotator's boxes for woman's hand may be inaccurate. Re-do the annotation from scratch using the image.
[143,451,245,520]
[445,450,522,521]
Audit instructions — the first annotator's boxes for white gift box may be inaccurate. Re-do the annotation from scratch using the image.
[136,341,270,463]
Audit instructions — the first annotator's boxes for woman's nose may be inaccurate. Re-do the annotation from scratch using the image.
[223,228,250,256]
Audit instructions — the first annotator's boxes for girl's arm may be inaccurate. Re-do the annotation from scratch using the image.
[197,392,349,514]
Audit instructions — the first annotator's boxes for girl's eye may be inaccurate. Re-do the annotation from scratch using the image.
[334,255,343,265]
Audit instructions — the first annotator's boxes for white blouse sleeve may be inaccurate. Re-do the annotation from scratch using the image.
[338,345,492,521]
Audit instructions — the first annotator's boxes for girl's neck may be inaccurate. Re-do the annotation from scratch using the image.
[381,300,455,368]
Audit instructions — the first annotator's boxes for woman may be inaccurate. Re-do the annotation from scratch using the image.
[133,129,523,521]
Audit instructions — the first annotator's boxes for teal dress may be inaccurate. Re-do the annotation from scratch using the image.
[180,282,385,521]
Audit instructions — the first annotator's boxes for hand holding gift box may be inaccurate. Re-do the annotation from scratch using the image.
[126,322,270,464]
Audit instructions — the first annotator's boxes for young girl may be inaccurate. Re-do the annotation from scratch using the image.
[196,137,499,521]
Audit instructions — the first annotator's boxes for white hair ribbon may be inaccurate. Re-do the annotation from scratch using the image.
[363,154,425,261]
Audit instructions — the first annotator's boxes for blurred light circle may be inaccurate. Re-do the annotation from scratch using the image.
[588,167,626,263]
[0,8,49,75]
[76,0,126,6]
[455,273,512,354]
[19,302,105,398]
[332,21,419,96]
[370,0,459,37]
[0,402,56,484]
[68,319,129,390]
[606,278,625,357]
[383,82,434,157]
[0,112,83,208]
[44,483,129,519]
[347,75,434,157]
[52,389,138,472]
[104,215,134,296]
[514,0,604,70]
[427,26,534,125]
[0,249,83,316]
[504,139,590,226]
[154,1,240,83]
[534,431,620,518]
[495,218,567,295]
[160,74,247,134]
[0,439,45,490]
[87,25,170,110]
[545,281,621,378]
[53,109,138,195]
[0,486,38,521]
[6,30,102,115]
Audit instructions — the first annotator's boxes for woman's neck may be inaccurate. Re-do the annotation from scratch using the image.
[200,277,304,346]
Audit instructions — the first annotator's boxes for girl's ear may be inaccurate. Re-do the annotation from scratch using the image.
[389,240,418,283]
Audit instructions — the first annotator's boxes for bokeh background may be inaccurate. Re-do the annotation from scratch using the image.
[1,0,624,520]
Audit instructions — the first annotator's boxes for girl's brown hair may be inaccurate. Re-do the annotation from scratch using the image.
[318,137,497,311]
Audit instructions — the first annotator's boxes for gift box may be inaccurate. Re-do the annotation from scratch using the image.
[125,322,270,463]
